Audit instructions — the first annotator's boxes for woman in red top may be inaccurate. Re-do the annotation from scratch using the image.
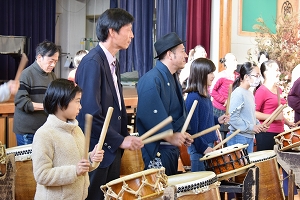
[255,60,295,150]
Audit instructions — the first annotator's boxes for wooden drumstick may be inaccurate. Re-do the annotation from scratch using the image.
[92,107,114,168]
[139,116,173,140]
[191,125,220,139]
[84,114,93,160]
[15,53,28,80]
[212,129,241,150]
[266,104,287,127]
[262,104,283,126]
[181,100,198,134]
[142,129,173,144]
[225,84,232,115]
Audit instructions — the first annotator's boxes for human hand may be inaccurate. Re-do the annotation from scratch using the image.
[218,114,230,124]
[7,80,20,95]
[76,159,90,176]
[253,124,265,134]
[204,146,213,154]
[90,145,104,163]
[286,121,296,128]
[164,132,186,147]
[183,132,193,146]
[120,136,144,150]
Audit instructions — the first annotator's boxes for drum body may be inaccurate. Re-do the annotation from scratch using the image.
[179,145,191,171]
[248,150,284,200]
[274,127,300,151]
[101,167,167,200]
[120,133,145,175]
[200,144,251,180]
[6,145,36,200]
[167,171,220,200]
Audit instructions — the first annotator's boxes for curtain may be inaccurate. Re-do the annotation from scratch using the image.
[0,0,56,80]
[186,0,211,58]
[119,0,154,78]
[156,0,187,44]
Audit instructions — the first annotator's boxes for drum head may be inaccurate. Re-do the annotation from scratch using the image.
[248,150,276,163]
[217,163,255,181]
[168,171,216,186]
[200,143,249,161]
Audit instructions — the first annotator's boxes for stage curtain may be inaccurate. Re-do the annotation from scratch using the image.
[156,0,187,44]
[0,0,55,80]
[119,0,154,78]
[186,0,212,58]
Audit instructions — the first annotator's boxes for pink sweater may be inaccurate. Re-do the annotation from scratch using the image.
[255,85,286,133]
[211,77,234,110]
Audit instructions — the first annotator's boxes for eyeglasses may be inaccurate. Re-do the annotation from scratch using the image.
[249,74,261,78]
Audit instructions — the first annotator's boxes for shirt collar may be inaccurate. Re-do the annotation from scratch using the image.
[99,42,116,66]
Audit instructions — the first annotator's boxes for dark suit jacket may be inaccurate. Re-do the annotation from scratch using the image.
[136,60,187,167]
[75,44,128,168]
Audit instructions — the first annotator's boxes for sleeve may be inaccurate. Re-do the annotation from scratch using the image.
[254,87,265,112]
[0,83,11,103]
[186,96,209,154]
[229,91,253,132]
[14,72,35,113]
[288,80,300,113]
[211,78,227,104]
[32,131,77,186]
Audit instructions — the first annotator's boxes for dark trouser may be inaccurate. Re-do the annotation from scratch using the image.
[255,131,278,151]
[159,147,180,176]
[86,148,122,200]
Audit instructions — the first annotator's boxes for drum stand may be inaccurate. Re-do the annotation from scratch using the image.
[219,166,259,200]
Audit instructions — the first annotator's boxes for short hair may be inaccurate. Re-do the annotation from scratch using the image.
[184,58,216,97]
[96,8,134,42]
[44,79,82,114]
[36,40,61,58]
[73,50,88,68]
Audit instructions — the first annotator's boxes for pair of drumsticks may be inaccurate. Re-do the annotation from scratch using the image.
[83,108,174,168]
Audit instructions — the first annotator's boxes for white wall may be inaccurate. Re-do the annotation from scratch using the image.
[55,0,105,79]
[210,0,220,70]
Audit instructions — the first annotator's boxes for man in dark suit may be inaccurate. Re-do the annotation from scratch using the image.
[75,8,144,200]
[136,32,193,176]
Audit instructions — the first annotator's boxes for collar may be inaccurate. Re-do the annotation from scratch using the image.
[99,43,116,66]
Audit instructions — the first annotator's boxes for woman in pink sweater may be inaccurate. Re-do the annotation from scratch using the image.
[210,53,237,138]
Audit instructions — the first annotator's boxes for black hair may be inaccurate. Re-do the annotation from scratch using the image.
[260,60,278,79]
[232,62,255,90]
[44,79,82,114]
[36,40,61,58]
[258,51,270,62]
[184,58,216,97]
[220,57,226,64]
[96,8,134,42]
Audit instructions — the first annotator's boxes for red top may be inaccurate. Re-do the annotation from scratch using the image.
[255,85,286,133]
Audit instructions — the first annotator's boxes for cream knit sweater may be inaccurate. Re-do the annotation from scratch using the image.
[32,114,95,200]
